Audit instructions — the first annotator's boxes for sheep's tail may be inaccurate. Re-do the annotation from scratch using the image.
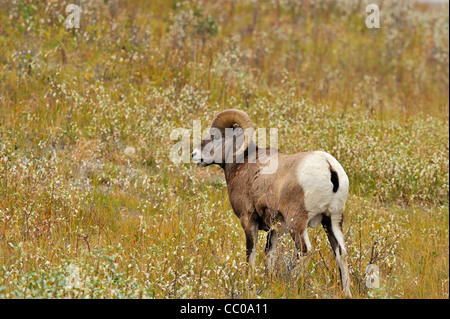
[328,162,339,193]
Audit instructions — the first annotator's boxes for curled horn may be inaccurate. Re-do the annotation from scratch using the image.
[210,109,254,157]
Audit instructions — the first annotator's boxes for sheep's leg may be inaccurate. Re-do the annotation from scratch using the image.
[288,212,312,268]
[289,212,311,255]
[264,229,278,271]
[321,214,352,298]
[291,229,310,255]
[244,221,259,269]
[291,225,312,268]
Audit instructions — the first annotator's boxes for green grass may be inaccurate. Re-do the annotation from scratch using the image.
[0,0,448,298]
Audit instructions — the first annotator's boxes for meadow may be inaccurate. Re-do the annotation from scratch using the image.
[0,0,448,298]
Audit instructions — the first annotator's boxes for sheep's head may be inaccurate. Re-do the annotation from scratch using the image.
[192,109,254,167]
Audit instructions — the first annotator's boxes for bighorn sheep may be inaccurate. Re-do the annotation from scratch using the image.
[192,109,352,297]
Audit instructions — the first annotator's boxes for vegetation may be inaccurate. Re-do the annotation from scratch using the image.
[0,0,448,298]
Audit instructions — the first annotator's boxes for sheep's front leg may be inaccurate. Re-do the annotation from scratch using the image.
[243,220,259,269]
[264,229,278,271]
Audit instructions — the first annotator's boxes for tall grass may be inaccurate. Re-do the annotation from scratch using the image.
[0,0,448,298]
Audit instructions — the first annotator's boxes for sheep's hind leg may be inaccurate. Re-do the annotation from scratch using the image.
[291,226,312,269]
[321,214,352,298]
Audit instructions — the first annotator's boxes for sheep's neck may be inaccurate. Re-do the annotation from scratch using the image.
[222,161,243,184]
[222,146,260,184]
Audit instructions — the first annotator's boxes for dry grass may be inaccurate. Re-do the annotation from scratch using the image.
[0,0,448,298]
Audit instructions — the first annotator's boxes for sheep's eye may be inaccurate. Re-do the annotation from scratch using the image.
[212,135,221,141]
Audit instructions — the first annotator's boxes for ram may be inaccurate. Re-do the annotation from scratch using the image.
[192,109,351,298]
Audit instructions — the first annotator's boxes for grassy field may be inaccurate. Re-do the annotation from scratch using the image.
[0,0,448,299]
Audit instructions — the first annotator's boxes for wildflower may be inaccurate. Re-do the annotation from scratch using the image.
[124,146,136,157]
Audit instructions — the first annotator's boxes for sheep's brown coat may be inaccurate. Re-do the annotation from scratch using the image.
[192,109,352,298]
[223,147,312,255]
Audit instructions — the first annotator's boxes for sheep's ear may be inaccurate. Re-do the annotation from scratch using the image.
[232,123,240,129]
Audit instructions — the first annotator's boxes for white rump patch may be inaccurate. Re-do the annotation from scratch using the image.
[297,151,349,216]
